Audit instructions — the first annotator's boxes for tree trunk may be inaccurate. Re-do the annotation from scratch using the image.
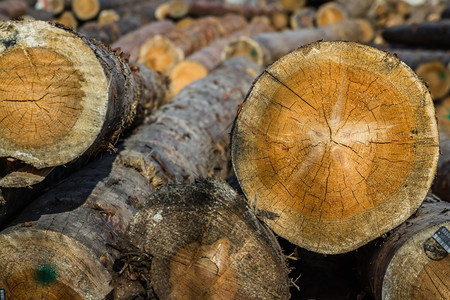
[374,47,450,71]
[231,41,439,254]
[126,178,290,299]
[167,0,283,19]
[222,19,369,66]
[138,15,247,74]
[0,57,262,299]
[368,197,449,300]
[0,20,167,187]
[111,20,176,62]
[0,0,28,18]
[169,17,274,95]
[382,20,450,47]
[71,0,142,21]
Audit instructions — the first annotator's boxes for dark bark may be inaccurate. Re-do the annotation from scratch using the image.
[382,20,450,47]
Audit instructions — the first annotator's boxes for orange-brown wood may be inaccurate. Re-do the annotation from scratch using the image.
[231,41,439,254]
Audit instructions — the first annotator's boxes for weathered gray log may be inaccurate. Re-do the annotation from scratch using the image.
[382,20,450,47]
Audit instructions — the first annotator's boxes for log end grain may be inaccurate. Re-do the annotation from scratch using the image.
[316,2,348,26]
[416,61,450,100]
[169,60,208,96]
[126,179,290,300]
[72,0,100,21]
[138,35,184,74]
[231,41,439,254]
[221,36,265,66]
[0,229,111,299]
[0,20,110,169]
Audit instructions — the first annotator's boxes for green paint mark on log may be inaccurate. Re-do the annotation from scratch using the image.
[439,71,447,79]
[35,264,57,285]
[251,48,258,58]
[445,108,450,120]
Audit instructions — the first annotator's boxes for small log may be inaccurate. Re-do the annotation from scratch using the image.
[0,57,262,299]
[36,0,71,15]
[138,15,247,74]
[155,1,170,20]
[111,20,176,61]
[97,8,120,25]
[72,0,142,21]
[290,7,316,29]
[222,19,368,66]
[368,197,449,300]
[0,20,167,187]
[127,179,290,299]
[373,47,450,71]
[55,10,78,29]
[316,0,374,26]
[231,41,439,254]
[382,20,450,47]
[416,61,450,100]
[0,0,28,19]
[270,10,289,30]
[169,17,274,95]
[280,0,306,12]
[167,0,283,19]
[78,16,141,45]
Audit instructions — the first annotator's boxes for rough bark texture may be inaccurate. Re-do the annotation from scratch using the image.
[0,57,262,299]
[79,16,142,45]
[127,179,290,299]
[0,0,28,18]
[382,20,450,47]
[231,41,439,254]
[168,0,283,19]
[0,20,167,187]
[169,17,274,95]
[111,20,176,62]
[138,15,247,73]
[222,19,367,66]
[368,197,449,300]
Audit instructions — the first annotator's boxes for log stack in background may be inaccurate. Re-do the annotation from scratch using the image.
[0,0,449,299]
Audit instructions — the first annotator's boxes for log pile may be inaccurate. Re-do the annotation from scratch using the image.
[0,1,449,299]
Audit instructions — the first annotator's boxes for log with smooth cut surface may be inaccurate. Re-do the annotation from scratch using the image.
[231,41,439,254]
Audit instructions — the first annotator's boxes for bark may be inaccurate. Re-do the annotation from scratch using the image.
[168,0,283,19]
[25,7,55,20]
[126,179,290,299]
[0,0,28,18]
[169,17,274,95]
[71,0,143,21]
[222,19,368,66]
[382,20,450,47]
[0,20,167,187]
[231,41,439,254]
[290,7,316,29]
[0,57,262,299]
[111,20,176,62]
[373,47,450,70]
[367,197,449,300]
[138,15,247,74]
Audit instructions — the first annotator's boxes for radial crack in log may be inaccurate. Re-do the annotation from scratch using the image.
[231,41,439,254]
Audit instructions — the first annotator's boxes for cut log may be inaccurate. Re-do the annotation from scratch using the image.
[0,20,167,187]
[169,17,274,95]
[270,11,289,30]
[222,19,368,66]
[0,0,28,19]
[382,20,450,47]
[280,0,306,12]
[36,0,71,15]
[71,0,142,21]
[415,61,450,100]
[373,47,450,71]
[432,97,450,202]
[316,0,374,26]
[111,20,176,62]
[55,10,78,29]
[290,7,316,29]
[97,8,120,25]
[231,41,439,254]
[368,197,449,300]
[167,0,283,19]
[0,57,262,299]
[127,179,290,299]
[138,15,246,74]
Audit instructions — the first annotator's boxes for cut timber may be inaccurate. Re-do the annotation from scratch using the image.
[270,11,289,30]
[231,41,439,254]
[127,179,290,299]
[280,0,306,12]
[56,11,78,29]
[316,0,374,26]
[290,7,316,29]
[432,97,450,202]
[0,57,262,299]
[169,17,274,95]
[167,0,283,19]
[72,0,142,21]
[382,20,450,47]
[0,20,167,187]
[36,0,71,15]
[138,15,246,74]
[222,19,368,66]
[368,198,450,300]
[415,61,450,100]
[111,20,176,61]
[97,9,120,25]
[373,47,450,71]
[0,0,28,19]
